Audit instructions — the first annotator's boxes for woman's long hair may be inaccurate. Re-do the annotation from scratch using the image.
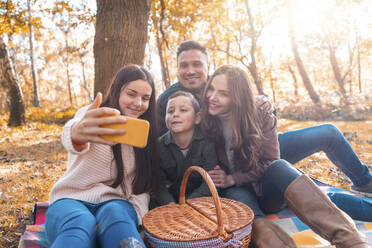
[101,64,159,195]
[201,65,263,169]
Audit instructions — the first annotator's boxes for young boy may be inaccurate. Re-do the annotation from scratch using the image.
[156,91,217,206]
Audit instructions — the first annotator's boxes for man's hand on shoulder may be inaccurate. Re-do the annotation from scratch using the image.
[256,95,275,115]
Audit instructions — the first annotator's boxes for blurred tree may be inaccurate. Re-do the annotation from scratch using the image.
[286,0,320,104]
[1,0,42,109]
[328,43,347,96]
[323,0,364,96]
[52,0,94,106]
[151,0,171,88]
[94,0,151,96]
[27,0,41,107]
[321,2,351,98]
[355,30,362,93]
[202,0,235,68]
[150,0,217,90]
[0,37,25,126]
[203,0,278,95]
[244,0,264,95]
[287,61,298,97]
[296,0,363,98]
[71,39,93,103]
[0,0,28,126]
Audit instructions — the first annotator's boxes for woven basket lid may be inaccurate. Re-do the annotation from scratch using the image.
[143,166,254,242]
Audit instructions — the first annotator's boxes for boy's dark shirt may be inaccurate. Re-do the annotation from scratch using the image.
[157,127,217,205]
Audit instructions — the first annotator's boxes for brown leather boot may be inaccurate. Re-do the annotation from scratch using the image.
[285,175,370,248]
[251,218,297,248]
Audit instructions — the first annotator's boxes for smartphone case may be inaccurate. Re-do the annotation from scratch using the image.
[100,116,150,148]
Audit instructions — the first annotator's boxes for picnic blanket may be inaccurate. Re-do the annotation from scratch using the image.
[20,182,372,248]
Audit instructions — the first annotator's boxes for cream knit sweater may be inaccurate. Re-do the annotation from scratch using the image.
[49,105,149,224]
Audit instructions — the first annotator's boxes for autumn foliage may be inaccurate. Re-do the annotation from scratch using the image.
[0,0,372,247]
[0,108,371,247]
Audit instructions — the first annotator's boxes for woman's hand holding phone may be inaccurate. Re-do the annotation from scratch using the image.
[71,93,127,148]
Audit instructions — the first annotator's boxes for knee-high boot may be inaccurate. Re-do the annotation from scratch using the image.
[251,218,297,248]
[284,175,369,248]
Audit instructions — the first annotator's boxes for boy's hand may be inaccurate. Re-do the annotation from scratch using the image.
[208,165,235,188]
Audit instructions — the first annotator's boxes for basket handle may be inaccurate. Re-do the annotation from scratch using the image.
[179,166,230,240]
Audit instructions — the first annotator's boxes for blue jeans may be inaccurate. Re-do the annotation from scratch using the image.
[278,124,372,221]
[45,198,144,248]
[219,159,301,218]
[278,124,371,187]
[328,193,372,221]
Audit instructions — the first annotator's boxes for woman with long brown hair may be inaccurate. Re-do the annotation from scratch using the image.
[45,65,159,248]
[202,65,368,248]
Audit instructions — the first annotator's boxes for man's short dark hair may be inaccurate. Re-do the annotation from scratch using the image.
[176,40,207,61]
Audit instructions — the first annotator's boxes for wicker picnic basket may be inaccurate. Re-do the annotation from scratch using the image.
[143,166,254,248]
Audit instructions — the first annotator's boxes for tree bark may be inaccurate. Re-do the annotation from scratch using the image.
[79,52,92,102]
[356,35,362,93]
[156,0,170,89]
[7,35,19,82]
[328,44,346,96]
[64,30,73,106]
[27,0,41,107]
[245,0,265,95]
[94,0,151,96]
[288,63,298,97]
[0,37,26,126]
[287,13,320,104]
[156,32,170,88]
[348,41,353,95]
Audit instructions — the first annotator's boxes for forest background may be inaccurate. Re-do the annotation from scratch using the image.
[0,0,371,247]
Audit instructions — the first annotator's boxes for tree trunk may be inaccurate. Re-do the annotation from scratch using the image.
[226,39,230,64]
[287,14,320,104]
[245,0,265,95]
[288,63,298,97]
[7,35,19,82]
[347,41,353,95]
[156,0,170,89]
[27,0,41,107]
[328,44,346,96]
[156,31,170,88]
[248,63,265,95]
[0,37,26,126]
[79,53,92,102]
[356,37,362,93]
[94,0,151,96]
[64,30,73,106]
[269,70,276,104]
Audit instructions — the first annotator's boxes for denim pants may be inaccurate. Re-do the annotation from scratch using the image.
[45,198,144,248]
[328,193,372,221]
[278,124,372,221]
[278,124,371,186]
[219,159,301,218]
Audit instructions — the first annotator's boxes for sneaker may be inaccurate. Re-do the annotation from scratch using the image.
[350,180,372,198]
[119,237,144,248]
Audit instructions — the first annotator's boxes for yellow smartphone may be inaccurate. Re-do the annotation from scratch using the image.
[100,116,150,148]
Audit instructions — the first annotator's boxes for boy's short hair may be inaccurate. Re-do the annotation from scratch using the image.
[176,40,207,61]
[167,91,200,113]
